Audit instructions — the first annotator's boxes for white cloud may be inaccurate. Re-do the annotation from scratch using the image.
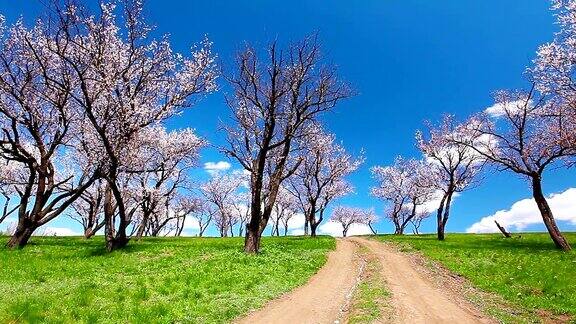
[413,191,460,215]
[203,161,231,175]
[287,213,305,230]
[39,226,79,236]
[467,188,576,233]
[485,99,530,118]
[290,228,305,236]
[318,221,373,237]
[183,217,200,230]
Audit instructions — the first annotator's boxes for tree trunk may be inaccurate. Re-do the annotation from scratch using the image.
[176,215,186,237]
[531,175,571,251]
[368,221,377,235]
[220,225,228,237]
[103,183,123,252]
[494,220,512,238]
[436,193,448,241]
[6,219,36,248]
[134,213,150,240]
[84,221,104,239]
[342,227,348,237]
[310,222,319,238]
[437,192,453,241]
[244,227,261,253]
[275,222,280,237]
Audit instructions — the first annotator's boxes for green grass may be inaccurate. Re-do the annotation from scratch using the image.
[348,246,391,324]
[0,235,335,323]
[375,233,576,320]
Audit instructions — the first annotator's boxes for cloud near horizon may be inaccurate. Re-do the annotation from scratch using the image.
[318,221,373,237]
[40,226,80,236]
[466,188,576,233]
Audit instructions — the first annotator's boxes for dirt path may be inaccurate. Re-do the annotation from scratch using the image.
[236,239,360,324]
[353,237,493,324]
[236,237,493,324]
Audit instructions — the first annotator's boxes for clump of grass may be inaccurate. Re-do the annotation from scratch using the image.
[348,246,392,323]
[376,233,576,320]
[0,235,335,323]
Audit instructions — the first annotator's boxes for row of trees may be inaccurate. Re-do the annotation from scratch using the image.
[372,0,576,251]
[0,0,217,250]
[0,1,364,252]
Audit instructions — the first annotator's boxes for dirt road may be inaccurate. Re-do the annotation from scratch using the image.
[236,239,360,324]
[353,237,493,324]
[236,237,492,324]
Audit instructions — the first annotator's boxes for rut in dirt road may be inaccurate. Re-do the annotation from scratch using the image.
[353,237,494,324]
[235,239,361,324]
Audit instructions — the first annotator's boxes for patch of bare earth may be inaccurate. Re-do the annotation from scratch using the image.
[235,239,363,324]
[352,237,495,324]
[381,239,570,324]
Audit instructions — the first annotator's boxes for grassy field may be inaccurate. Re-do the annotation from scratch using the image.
[0,235,335,323]
[376,233,576,320]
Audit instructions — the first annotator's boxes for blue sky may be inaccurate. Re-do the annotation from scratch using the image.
[2,1,575,236]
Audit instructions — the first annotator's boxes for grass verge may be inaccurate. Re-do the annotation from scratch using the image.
[0,235,335,323]
[376,233,576,322]
[347,245,392,324]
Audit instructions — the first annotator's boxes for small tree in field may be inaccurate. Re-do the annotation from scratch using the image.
[69,179,106,239]
[201,173,243,237]
[229,191,251,237]
[190,198,216,237]
[371,157,435,235]
[132,128,206,239]
[222,35,352,253]
[288,128,362,237]
[0,161,24,225]
[330,206,376,237]
[454,90,575,250]
[410,210,431,235]
[269,186,298,236]
[416,115,484,240]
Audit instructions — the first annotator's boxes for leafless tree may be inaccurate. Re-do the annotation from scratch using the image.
[222,35,352,252]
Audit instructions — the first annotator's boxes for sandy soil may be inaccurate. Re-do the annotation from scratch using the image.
[353,237,494,324]
[236,237,494,324]
[235,239,360,324]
